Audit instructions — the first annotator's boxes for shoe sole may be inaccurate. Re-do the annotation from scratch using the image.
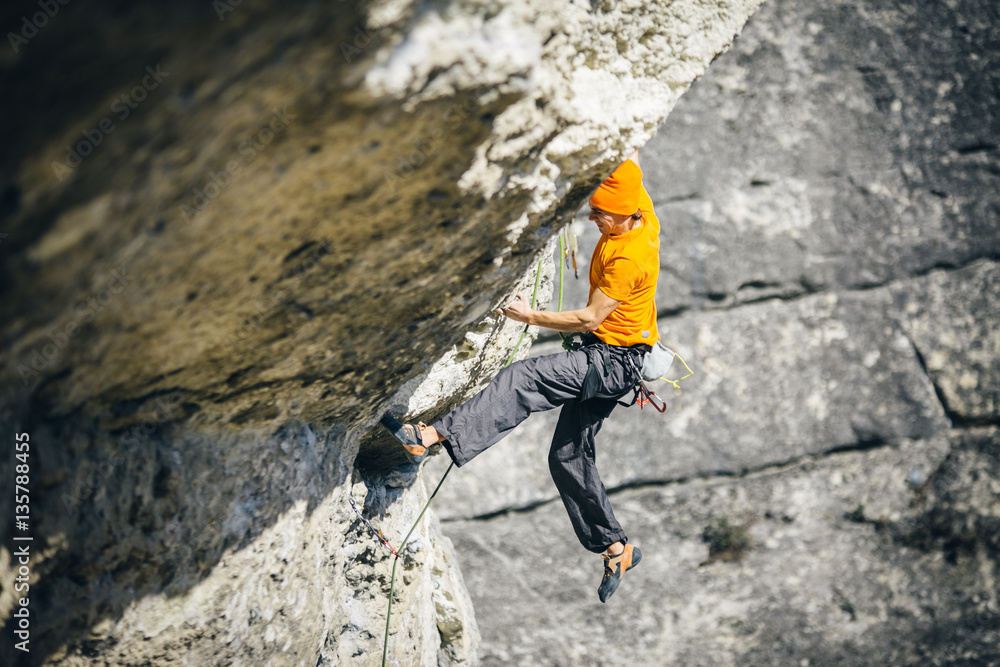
[380,414,428,462]
[626,546,642,572]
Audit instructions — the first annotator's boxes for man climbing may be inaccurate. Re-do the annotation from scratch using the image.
[382,149,660,602]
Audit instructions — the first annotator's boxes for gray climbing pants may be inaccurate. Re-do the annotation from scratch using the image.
[432,339,646,553]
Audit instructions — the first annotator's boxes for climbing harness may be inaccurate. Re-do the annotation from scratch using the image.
[559,332,692,413]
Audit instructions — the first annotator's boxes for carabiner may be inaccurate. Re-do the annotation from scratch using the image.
[645,390,667,413]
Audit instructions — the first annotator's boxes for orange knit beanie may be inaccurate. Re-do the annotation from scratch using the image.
[589,159,643,216]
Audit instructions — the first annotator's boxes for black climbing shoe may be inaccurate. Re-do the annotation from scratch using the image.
[380,414,428,463]
[598,544,642,603]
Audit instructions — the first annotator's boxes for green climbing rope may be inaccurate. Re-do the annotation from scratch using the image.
[381,251,555,666]
[558,230,565,312]
[381,461,454,667]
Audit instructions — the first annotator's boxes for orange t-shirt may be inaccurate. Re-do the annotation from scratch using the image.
[588,183,660,347]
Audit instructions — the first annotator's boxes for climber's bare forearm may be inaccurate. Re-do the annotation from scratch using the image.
[519,308,601,333]
[498,289,620,334]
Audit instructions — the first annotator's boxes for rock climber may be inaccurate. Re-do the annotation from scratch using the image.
[382,149,661,602]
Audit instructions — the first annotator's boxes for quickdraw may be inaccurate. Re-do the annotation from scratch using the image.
[635,380,668,412]
[562,226,579,279]
[625,355,669,413]
[349,497,400,558]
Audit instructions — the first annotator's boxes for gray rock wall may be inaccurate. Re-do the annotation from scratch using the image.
[432,0,1000,663]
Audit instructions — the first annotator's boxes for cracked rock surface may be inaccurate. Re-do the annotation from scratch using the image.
[450,431,1000,666]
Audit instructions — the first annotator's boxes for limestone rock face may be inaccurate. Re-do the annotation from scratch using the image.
[0,0,763,665]
[432,0,1000,664]
[891,262,1000,424]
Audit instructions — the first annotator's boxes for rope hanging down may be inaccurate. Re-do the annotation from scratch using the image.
[380,462,454,667]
